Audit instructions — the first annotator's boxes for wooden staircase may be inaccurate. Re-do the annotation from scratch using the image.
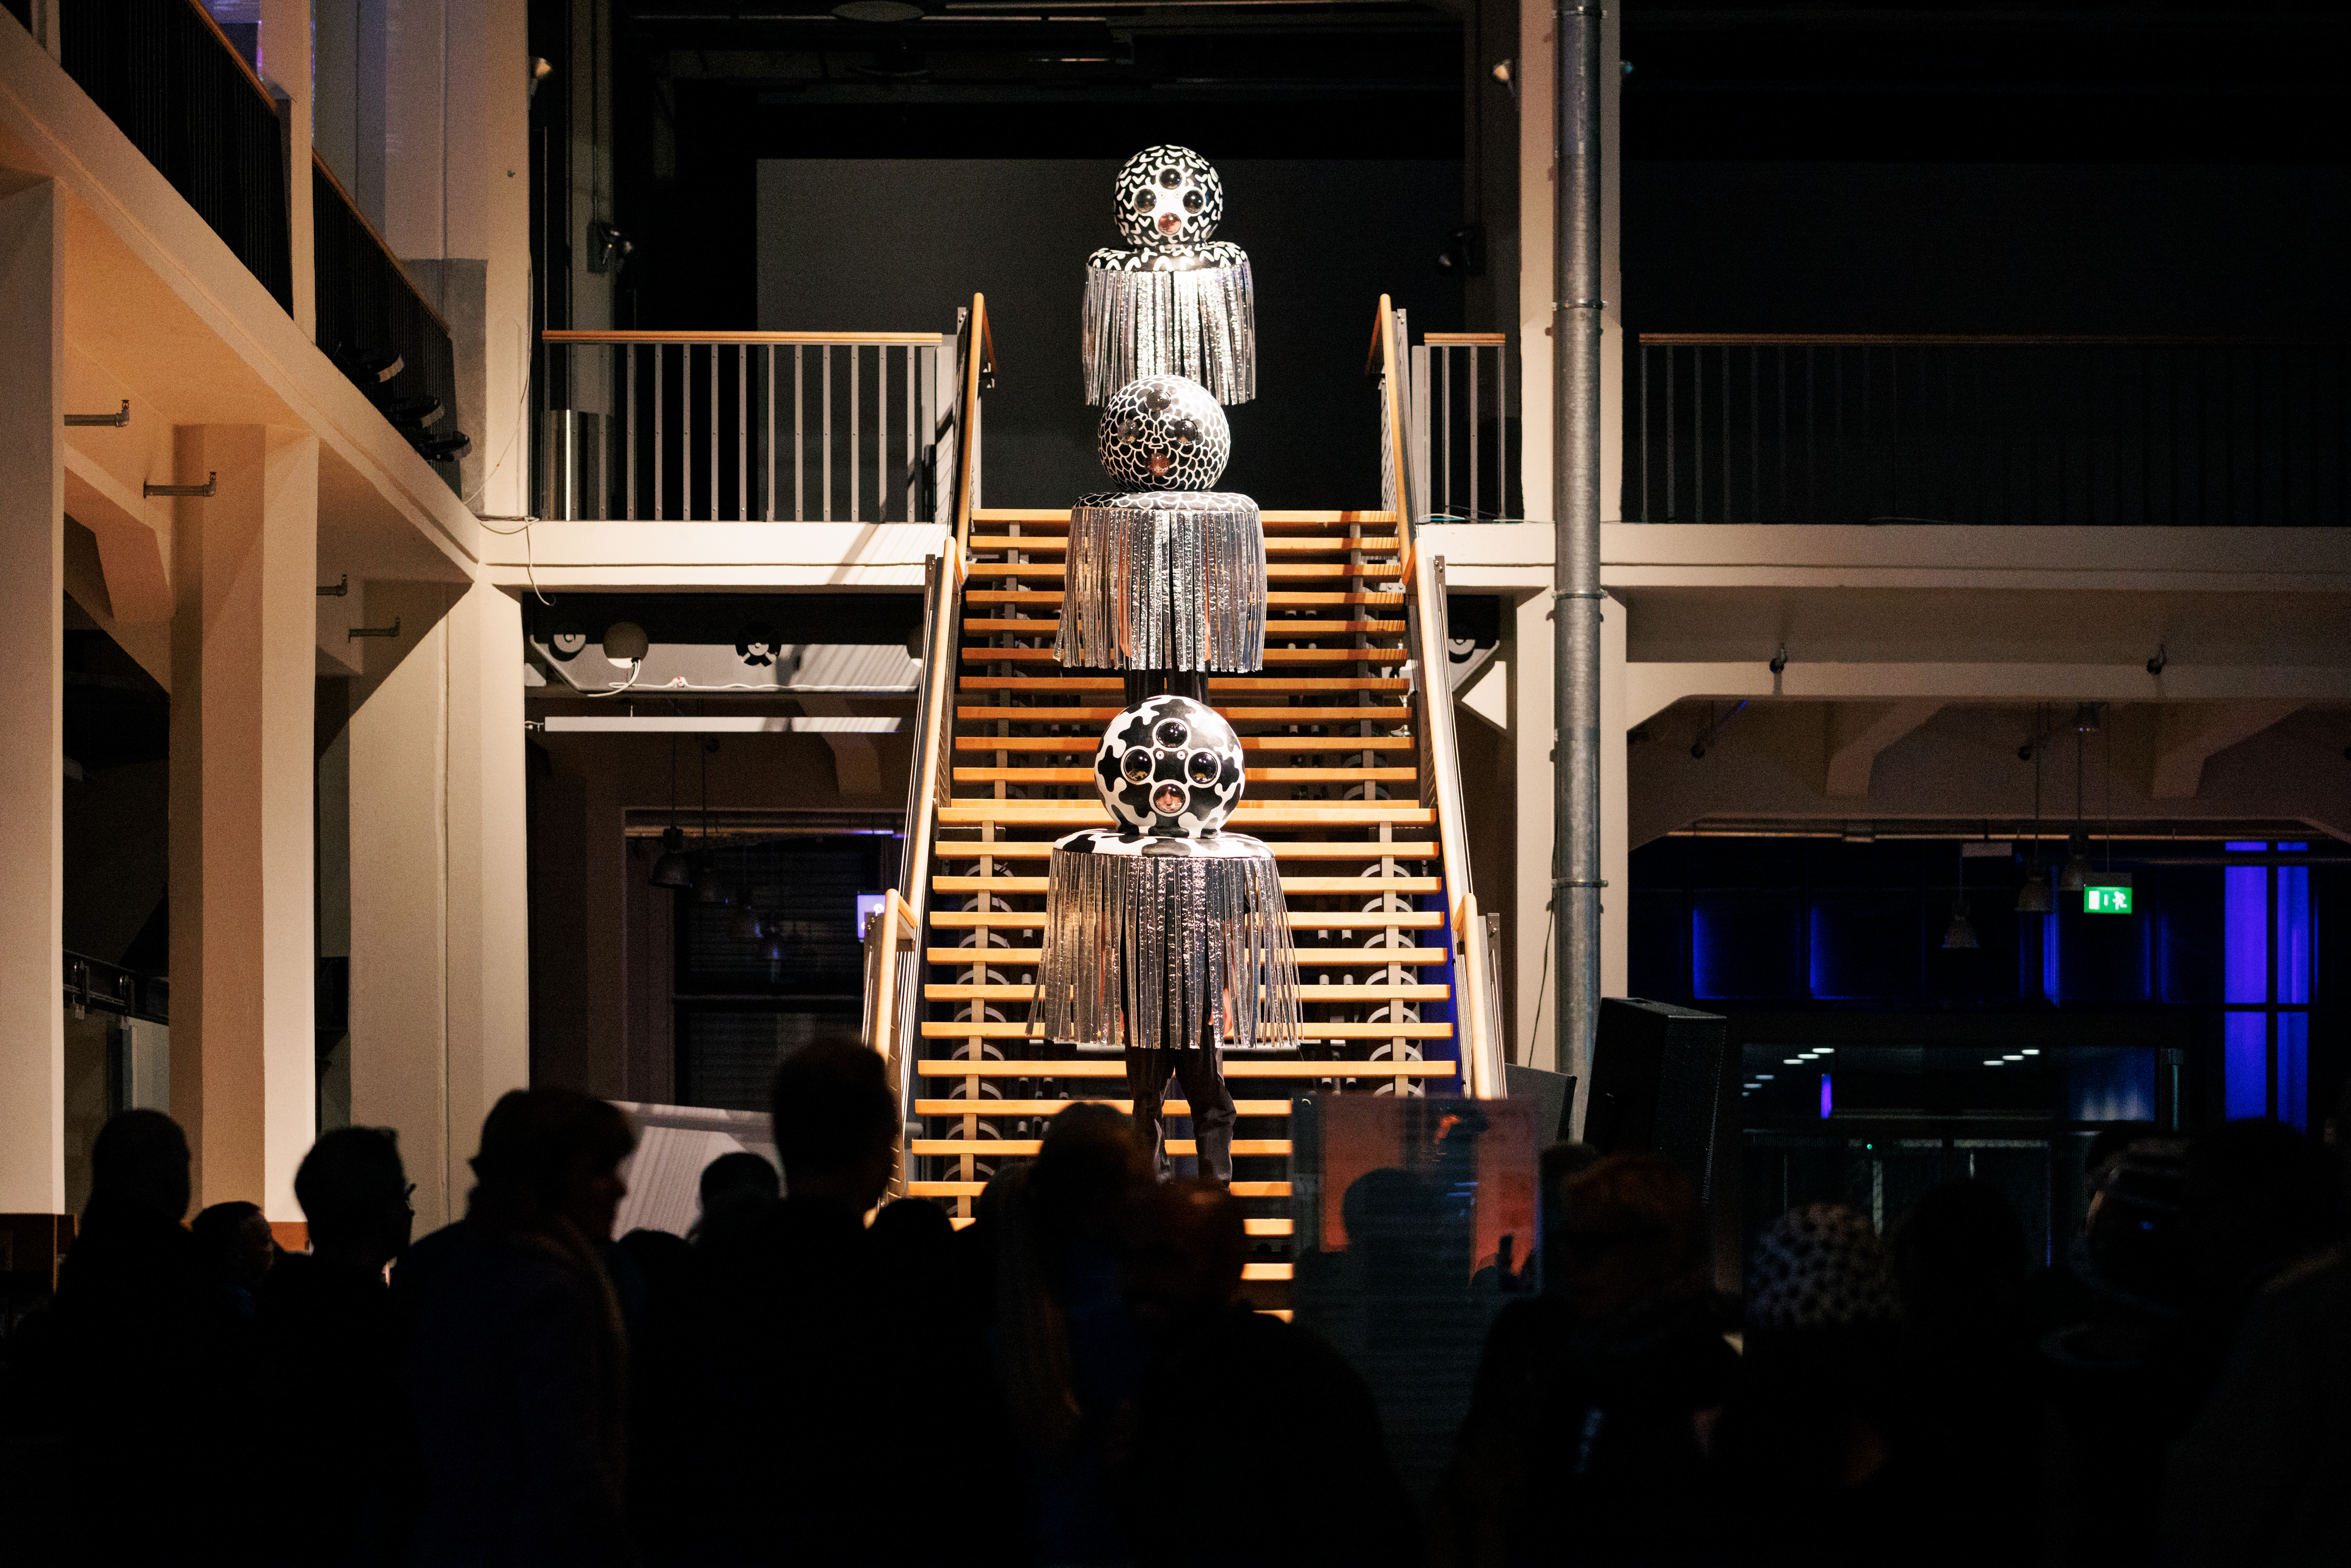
[861,296,1502,1300]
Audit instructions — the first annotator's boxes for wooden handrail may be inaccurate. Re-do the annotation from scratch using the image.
[954,293,991,552]
[1637,333,2346,347]
[313,151,454,339]
[1424,332,1509,346]
[542,330,945,345]
[866,549,961,1080]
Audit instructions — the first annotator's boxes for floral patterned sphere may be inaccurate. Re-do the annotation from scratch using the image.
[1092,694,1245,835]
[1097,374,1230,492]
[1113,145,1224,251]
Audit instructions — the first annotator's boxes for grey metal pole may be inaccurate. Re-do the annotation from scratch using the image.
[1553,0,1603,1105]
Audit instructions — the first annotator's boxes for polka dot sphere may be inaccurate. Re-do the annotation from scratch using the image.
[1097,375,1230,492]
[1092,694,1244,835]
[1113,145,1224,251]
[1745,1203,1900,1332]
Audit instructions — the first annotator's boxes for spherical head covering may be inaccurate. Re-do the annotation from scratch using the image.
[1113,145,1224,251]
[1093,693,1244,835]
[1097,374,1230,491]
[1746,1203,1900,1332]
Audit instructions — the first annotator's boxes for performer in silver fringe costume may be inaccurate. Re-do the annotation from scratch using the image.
[1057,374,1264,707]
[1083,145,1255,406]
[1034,695,1300,1181]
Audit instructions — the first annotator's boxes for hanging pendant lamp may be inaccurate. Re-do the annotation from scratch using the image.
[2017,709,2053,914]
[650,737,695,887]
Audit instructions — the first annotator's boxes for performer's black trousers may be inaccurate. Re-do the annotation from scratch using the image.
[1126,1046,1237,1183]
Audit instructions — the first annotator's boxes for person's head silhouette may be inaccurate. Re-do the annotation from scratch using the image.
[296,1126,414,1272]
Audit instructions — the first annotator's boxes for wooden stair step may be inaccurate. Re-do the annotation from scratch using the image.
[932,842,1437,862]
[933,909,1445,930]
[936,802,1434,827]
[915,1098,1295,1117]
[966,590,1405,608]
[918,1024,1454,1045]
[925,983,1451,1003]
[913,1180,1293,1199]
[956,705,1412,725]
[959,676,1410,694]
[912,1138,1294,1158]
[927,948,1450,966]
[963,619,1408,638]
[955,735,1415,753]
[960,647,1402,666]
[932,874,1440,896]
[966,535,1397,556]
[971,507,1396,527]
[951,765,1417,785]
[967,562,1400,582]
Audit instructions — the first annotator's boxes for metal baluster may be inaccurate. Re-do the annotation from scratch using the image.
[1638,341,1649,520]
[655,344,665,521]
[626,343,637,521]
[822,345,833,521]
[1747,347,1758,527]
[903,344,916,524]
[1438,345,1452,519]
[1776,347,1788,524]
[1693,347,1705,523]
[850,345,861,525]
[739,343,748,521]
[708,343,719,522]
[766,345,776,522]
[795,345,805,522]
[1469,344,1481,522]
[1665,346,1676,523]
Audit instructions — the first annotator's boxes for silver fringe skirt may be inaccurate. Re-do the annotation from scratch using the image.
[1033,830,1301,1054]
[1055,492,1265,673]
[1082,262,1256,406]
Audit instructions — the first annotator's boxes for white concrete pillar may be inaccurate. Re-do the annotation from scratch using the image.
[0,178,66,1216]
[1599,591,1628,1002]
[166,425,319,1218]
[347,580,529,1230]
[444,580,530,1186]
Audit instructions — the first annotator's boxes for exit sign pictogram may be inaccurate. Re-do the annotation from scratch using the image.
[2083,883,2133,914]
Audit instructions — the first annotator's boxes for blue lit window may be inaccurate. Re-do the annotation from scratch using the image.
[2222,843,2313,1129]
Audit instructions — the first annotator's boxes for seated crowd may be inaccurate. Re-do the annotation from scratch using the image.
[0,1039,2343,1566]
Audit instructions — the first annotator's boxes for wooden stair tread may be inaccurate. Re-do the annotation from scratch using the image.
[956,705,1412,724]
[926,983,1451,1002]
[914,1180,1294,1198]
[961,647,1403,666]
[966,535,1398,556]
[932,875,1440,895]
[935,802,1434,827]
[963,619,1408,638]
[966,562,1401,582]
[933,909,1445,930]
[956,735,1414,752]
[915,1099,1296,1117]
[960,676,1410,693]
[971,506,1396,526]
[952,765,1417,784]
[932,843,1436,863]
[918,1025,1454,1046]
[927,948,1449,965]
[966,590,1405,607]
[913,1138,1294,1158]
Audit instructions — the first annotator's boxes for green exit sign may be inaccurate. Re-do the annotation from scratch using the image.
[2083,883,2133,914]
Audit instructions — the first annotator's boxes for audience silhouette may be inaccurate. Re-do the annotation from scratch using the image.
[8,1077,2347,1568]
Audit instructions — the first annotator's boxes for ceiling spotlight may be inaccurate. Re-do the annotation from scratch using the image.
[649,826,694,888]
[2021,1049,2040,1056]
[1755,1073,1775,1081]
[2057,833,2092,894]
[603,620,649,668]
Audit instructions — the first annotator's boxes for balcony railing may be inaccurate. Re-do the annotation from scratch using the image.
[56,0,293,312]
[1629,335,2349,527]
[313,154,468,486]
[1411,331,1515,523]
[538,331,954,523]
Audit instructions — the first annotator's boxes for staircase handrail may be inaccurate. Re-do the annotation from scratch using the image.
[1376,297,1502,1098]
[953,293,996,553]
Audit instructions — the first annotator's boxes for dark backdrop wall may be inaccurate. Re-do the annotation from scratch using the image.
[756,158,1464,508]
[1624,162,2351,335]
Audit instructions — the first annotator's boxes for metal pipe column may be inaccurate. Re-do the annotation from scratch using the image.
[1552,0,1603,1100]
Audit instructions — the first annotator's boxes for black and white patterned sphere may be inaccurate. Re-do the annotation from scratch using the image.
[1113,145,1224,251]
[1097,375,1229,491]
[1092,694,1244,835]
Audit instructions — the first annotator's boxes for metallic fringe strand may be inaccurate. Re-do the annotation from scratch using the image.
[1083,263,1256,406]
[1055,497,1266,672]
[1033,841,1302,1054]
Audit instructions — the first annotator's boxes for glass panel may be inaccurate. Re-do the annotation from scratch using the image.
[2276,865,2310,1004]
[2278,1013,2309,1131]
[2223,1011,2268,1119]
[2224,865,2269,1004]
